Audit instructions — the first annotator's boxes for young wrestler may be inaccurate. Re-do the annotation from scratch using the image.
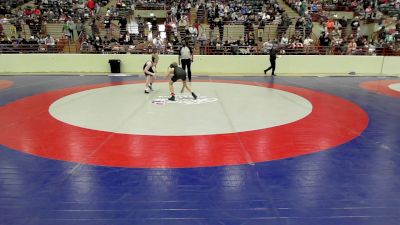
[143,54,159,93]
[165,62,197,101]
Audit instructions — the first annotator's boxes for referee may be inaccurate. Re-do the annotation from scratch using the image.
[179,40,193,82]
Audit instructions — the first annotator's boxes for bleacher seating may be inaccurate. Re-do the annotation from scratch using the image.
[1,0,399,55]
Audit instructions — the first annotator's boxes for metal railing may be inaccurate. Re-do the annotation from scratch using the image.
[0,42,67,54]
[2,43,398,56]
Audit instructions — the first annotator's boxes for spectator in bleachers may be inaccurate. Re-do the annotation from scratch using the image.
[197,30,207,55]
[332,34,344,54]
[303,35,313,53]
[66,18,75,40]
[80,38,92,53]
[13,18,23,37]
[350,16,361,35]
[44,34,55,46]
[119,16,128,35]
[262,39,274,53]
[257,19,265,42]
[90,18,99,37]
[76,20,84,37]
[280,34,289,46]
[151,16,159,34]
[295,17,305,33]
[319,32,331,54]
[368,40,377,55]
[277,12,291,40]
[152,35,164,53]
[62,21,71,40]
[305,17,313,37]
[347,38,357,55]
[188,24,198,43]
[92,35,103,53]
[104,16,111,39]
[326,18,335,33]
[87,0,96,14]
[384,30,396,44]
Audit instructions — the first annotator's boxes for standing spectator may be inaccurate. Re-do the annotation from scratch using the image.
[62,21,71,40]
[209,19,215,39]
[76,20,84,37]
[67,18,75,40]
[277,13,290,40]
[295,17,306,36]
[198,31,207,55]
[217,19,224,41]
[350,17,360,36]
[339,16,348,29]
[13,18,23,37]
[137,15,145,39]
[151,16,158,35]
[257,19,265,42]
[104,16,111,39]
[119,16,127,35]
[305,18,313,37]
[90,18,99,37]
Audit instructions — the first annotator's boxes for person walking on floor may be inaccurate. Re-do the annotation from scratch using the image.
[264,46,278,76]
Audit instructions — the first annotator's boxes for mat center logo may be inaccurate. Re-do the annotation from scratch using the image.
[152,94,218,105]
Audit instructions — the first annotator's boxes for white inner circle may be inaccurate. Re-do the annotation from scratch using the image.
[388,83,400,92]
[49,82,313,136]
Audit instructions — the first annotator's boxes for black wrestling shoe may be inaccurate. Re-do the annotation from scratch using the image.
[264,70,267,75]
[168,95,175,101]
[192,93,197,100]
[144,90,150,94]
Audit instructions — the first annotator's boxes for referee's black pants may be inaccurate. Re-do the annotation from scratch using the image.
[181,59,192,82]
[266,59,276,75]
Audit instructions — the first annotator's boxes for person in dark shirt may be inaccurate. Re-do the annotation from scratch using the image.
[104,16,111,38]
[165,62,197,101]
[118,17,127,34]
[319,32,331,54]
[264,47,278,76]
